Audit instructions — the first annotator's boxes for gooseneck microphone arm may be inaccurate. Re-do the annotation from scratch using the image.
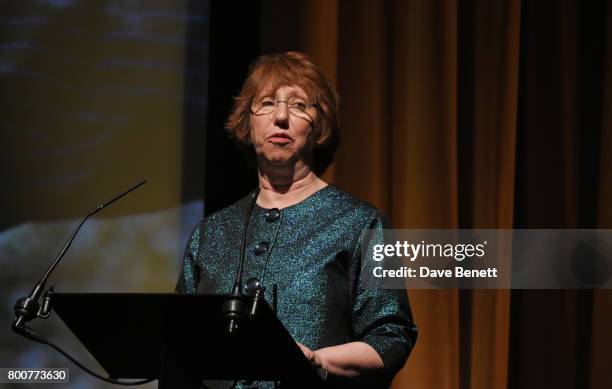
[12,180,154,386]
[223,187,260,333]
[43,180,147,286]
[13,180,146,333]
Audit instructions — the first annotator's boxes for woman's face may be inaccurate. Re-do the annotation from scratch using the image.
[250,85,316,169]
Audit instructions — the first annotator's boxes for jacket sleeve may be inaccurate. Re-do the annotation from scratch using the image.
[175,221,203,294]
[350,210,418,384]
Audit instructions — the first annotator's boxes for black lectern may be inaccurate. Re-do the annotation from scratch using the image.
[49,293,325,388]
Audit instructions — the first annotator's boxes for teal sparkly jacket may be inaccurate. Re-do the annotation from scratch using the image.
[177,185,417,387]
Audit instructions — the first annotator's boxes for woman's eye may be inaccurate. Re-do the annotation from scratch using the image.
[260,100,276,107]
[292,102,307,110]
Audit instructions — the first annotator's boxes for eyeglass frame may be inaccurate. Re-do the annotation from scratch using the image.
[250,97,320,124]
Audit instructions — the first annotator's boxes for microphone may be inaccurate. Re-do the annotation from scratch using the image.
[223,188,260,333]
[12,180,146,338]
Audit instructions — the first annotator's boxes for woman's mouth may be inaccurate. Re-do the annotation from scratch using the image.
[268,133,292,144]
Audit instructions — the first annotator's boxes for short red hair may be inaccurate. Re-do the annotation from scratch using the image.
[225,51,340,175]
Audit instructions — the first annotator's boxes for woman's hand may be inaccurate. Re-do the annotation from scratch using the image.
[297,341,384,380]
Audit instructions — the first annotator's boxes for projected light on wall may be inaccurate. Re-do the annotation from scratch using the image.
[0,1,209,388]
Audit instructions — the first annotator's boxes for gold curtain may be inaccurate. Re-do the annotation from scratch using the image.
[260,0,611,388]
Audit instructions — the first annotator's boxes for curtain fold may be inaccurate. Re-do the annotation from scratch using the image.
[459,1,520,388]
[590,2,612,389]
[387,2,461,389]
[335,0,392,213]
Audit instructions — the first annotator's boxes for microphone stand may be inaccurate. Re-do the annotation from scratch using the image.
[11,180,155,386]
[222,188,260,333]
[12,180,146,346]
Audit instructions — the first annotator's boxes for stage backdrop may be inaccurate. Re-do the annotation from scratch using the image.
[0,1,208,388]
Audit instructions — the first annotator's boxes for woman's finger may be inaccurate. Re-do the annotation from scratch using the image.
[297,342,313,359]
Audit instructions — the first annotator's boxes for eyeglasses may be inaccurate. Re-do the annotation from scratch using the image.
[251,97,318,123]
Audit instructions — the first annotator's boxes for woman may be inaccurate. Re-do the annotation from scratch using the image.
[177,51,417,388]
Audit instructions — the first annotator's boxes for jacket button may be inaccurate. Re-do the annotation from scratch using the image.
[264,208,281,222]
[254,241,269,255]
[244,277,264,295]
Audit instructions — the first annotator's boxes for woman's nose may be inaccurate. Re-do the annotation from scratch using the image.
[273,101,290,128]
